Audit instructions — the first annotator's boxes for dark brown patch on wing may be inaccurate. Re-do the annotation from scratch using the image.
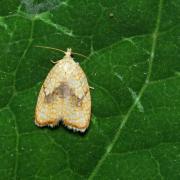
[45,82,79,103]
[44,82,73,103]
[57,82,71,98]
[44,82,88,107]
[70,95,82,107]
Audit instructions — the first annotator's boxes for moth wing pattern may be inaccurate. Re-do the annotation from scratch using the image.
[35,55,91,132]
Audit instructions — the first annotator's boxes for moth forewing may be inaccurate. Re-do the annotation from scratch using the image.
[35,49,91,132]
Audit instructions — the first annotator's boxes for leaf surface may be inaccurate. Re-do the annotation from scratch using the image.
[0,0,180,179]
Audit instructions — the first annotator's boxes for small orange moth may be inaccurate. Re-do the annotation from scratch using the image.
[35,46,91,132]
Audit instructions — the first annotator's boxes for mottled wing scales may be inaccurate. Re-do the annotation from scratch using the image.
[62,64,91,131]
[35,56,91,132]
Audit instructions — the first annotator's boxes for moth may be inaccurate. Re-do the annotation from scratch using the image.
[35,47,91,132]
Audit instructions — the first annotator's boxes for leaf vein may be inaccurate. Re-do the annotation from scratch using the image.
[88,0,163,179]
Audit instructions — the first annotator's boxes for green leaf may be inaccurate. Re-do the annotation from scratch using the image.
[0,0,180,179]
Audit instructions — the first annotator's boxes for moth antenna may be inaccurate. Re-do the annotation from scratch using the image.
[35,45,66,54]
[72,52,88,58]
[35,45,88,58]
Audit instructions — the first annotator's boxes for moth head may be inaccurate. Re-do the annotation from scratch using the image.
[65,48,72,58]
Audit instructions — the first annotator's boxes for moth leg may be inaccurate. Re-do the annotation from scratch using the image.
[51,60,58,64]
[90,86,94,90]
